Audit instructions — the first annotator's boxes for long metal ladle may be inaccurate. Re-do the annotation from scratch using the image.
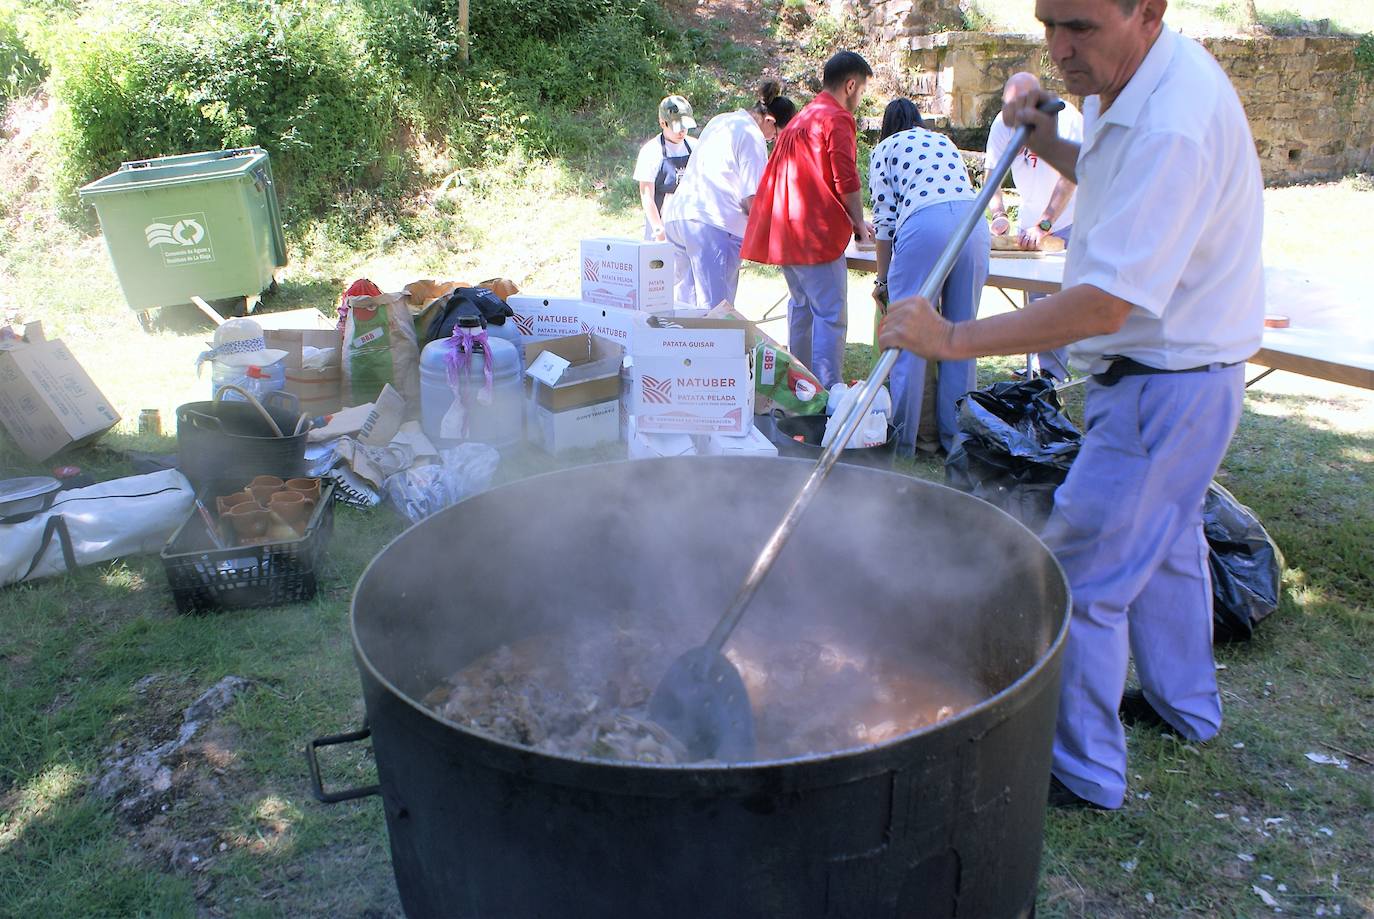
[649,101,1066,762]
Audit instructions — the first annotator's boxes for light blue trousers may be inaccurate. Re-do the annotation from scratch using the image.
[1028,225,1073,380]
[887,201,990,454]
[663,219,744,311]
[1045,365,1244,809]
[782,257,849,390]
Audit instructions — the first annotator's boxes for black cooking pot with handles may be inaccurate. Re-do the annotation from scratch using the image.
[310,457,1070,919]
[176,388,308,493]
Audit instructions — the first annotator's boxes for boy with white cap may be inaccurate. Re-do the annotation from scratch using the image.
[634,95,697,305]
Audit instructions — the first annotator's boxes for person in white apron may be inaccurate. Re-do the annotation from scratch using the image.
[878,0,1264,810]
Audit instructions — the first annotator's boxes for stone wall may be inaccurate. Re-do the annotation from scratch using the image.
[870,31,1374,184]
[848,0,965,42]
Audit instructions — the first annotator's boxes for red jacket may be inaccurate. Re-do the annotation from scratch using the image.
[741,92,861,266]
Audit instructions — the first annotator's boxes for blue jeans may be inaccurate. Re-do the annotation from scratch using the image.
[887,201,990,455]
[1046,365,1243,808]
[781,257,848,390]
[663,219,744,311]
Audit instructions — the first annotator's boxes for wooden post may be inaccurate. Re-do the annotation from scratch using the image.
[459,0,470,64]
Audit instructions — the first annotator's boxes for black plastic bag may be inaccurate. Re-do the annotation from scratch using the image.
[945,378,1081,530]
[944,379,1282,643]
[422,287,515,345]
[1204,482,1283,643]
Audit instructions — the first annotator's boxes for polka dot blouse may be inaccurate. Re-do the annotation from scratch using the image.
[869,128,976,242]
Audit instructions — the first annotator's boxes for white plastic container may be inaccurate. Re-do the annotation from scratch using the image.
[485,318,526,372]
[212,359,286,402]
[420,328,524,450]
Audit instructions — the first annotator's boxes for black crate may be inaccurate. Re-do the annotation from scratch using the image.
[160,483,335,613]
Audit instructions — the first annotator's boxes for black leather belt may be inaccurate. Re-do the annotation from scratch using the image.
[1093,355,1242,386]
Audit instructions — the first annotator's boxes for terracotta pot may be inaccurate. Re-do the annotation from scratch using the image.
[249,483,284,507]
[216,490,254,518]
[269,490,310,534]
[224,504,271,544]
[249,475,284,489]
[285,477,321,506]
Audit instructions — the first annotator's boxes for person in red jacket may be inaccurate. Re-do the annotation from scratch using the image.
[741,51,873,389]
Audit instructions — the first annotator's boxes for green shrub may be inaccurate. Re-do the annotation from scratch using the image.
[45,0,404,219]
[0,0,44,101]
[39,0,728,225]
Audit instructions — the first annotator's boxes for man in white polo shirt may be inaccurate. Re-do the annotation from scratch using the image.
[878,0,1264,810]
[987,71,1083,380]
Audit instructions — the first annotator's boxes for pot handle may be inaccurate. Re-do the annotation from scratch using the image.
[180,406,227,433]
[305,725,382,803]
[261,389,310,436]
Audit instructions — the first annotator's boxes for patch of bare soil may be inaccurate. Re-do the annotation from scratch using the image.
[676,0,793,89]
[0,95,55,323]
[87,674,401,917]
[90,676,265,911]
[0,93,51,203]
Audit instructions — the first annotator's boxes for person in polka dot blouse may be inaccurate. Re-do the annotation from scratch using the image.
[869,99,989,456]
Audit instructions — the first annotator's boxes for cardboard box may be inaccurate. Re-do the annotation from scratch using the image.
[580,238,673,313]
[262,310,342,417]
[0,322,120,461]
[695,424,778,457]
[579,303,649,350]
[524,333,624,412]
[507,295,588,342]
[630,325,753,435]
[627,417,697,459]
[533,399,620,454]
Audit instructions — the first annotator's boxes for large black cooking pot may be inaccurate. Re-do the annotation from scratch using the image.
[311,457,1070,919]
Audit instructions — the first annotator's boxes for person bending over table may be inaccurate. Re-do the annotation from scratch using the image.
[879,0,1264,811]
[870,98,989,456]
[663,82,797,311]
[741,51,874,390]
[987,71,1084,381]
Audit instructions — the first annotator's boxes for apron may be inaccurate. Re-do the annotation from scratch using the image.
[653,134,693,215]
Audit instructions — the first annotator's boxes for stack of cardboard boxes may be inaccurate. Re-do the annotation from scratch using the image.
[503,237,778,458]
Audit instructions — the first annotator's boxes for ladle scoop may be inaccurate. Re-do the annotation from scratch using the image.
[649,101,1065,762]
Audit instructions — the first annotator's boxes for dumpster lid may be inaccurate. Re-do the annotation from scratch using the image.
[78,149,270,199]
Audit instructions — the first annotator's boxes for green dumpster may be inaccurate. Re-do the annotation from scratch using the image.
[78,147,287,314]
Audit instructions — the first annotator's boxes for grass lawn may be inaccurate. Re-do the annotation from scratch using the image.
[967,0,1374,35]
[1,87,1372,917]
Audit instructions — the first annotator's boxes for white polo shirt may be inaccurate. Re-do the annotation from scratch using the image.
[662,110,768,238]
[1065,25,1265,372]
[986,101,1082,233]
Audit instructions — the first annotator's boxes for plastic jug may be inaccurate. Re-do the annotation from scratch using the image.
[485,317,526,372]
[822,381,892,449]
[420,320,524,450]
[213,359,286,402]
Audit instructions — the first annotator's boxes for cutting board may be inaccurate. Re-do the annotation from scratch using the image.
[991,234,1065,257]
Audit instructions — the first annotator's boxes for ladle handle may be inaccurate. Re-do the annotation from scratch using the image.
[704,102,1063,656]
[215,383,285,438]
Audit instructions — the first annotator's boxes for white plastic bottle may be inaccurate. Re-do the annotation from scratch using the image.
[214,360,286,402]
